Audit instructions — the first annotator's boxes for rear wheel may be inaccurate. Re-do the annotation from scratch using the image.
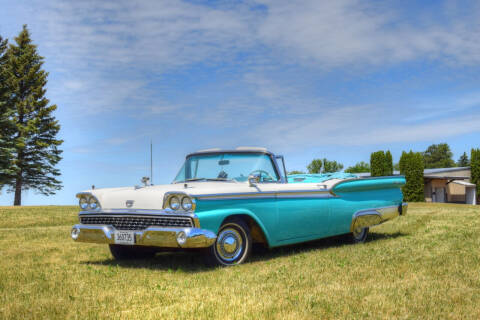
[350,227,369,243]
[204,218,252,266]
[109,244,156,260]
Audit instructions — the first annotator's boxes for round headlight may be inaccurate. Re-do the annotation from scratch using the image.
[88,197,98,210]
[169,196,180,210]
[181,197,193,211]
[79,197,88,210]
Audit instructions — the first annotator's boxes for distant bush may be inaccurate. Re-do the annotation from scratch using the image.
[307,159,323,174]
[288,170,305,175]
[345,161,370,173]
[307,158,343,174]
[400,151,424,202]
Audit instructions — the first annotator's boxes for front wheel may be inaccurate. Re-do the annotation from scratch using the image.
[204,218,252,266]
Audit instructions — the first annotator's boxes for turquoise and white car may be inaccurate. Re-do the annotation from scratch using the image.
[72,147,407,266]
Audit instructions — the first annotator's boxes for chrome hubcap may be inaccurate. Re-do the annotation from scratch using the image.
[216,228,243,262]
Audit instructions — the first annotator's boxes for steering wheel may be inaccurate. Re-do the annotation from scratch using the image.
[249,169,275,182]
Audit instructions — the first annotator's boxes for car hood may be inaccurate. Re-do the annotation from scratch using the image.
[82,181,254,210]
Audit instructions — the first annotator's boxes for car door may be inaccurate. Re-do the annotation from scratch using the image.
[274,183,331,242]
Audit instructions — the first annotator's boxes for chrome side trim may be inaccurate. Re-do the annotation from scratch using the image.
[350,204,404,232]
[195,189,334,201]
[71,224,216,248]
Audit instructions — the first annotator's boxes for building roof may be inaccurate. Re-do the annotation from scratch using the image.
[451,180,476,187]
[423,167,470,174]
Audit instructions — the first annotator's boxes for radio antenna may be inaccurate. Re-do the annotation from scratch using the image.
[150,140,153,185]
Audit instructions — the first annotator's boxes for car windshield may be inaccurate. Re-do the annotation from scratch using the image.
[173,153,279,183]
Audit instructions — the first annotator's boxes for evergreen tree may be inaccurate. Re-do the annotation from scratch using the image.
[457,152,470,167]
[471,149,480,201]
[400,151,424,202]
[384,150,393,175]
[370,151,386,177]
[423,143,455,168]
[399,151,407,174]
[2,26,63,205]
[0,35,14,189]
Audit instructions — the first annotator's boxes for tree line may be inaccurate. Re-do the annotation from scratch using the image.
[0,26,62,205]
[290,143,480,202]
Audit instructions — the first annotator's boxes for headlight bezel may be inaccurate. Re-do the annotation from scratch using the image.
[181,196,193,211]
[79,197,89,210]
[169,196,181,210]
[77,193,101,211]
[164,192,196,212]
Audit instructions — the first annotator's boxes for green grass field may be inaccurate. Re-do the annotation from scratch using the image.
[0,203,479,319]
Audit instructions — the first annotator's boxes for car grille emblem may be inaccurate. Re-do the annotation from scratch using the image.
[126,200,134,208]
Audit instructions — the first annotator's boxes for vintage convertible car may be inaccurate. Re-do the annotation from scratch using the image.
[71,147,407,266]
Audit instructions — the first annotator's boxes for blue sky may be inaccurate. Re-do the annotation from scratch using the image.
[1,0,479,205]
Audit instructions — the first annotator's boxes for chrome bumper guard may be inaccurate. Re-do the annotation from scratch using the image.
[71,224,217,248]
[351,202,408,232]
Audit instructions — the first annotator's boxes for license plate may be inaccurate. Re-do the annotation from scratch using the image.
[114,231,135,245]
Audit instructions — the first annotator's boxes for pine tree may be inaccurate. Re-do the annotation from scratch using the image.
[3,26,63,205]
[384,150,393,175]
[457,152,470,167]
[0,35,15,189]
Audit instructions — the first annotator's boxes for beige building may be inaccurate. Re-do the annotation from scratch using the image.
[423,167,476,205]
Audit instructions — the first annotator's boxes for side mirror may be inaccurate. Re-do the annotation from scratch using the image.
[141,176,150,186]
[248,173,260,187]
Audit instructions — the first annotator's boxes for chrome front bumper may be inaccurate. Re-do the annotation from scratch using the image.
[350,202,408,232]
[71,224,217,248]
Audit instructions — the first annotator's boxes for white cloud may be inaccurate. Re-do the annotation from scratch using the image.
[23,0,480,73]
[245,104,480,149]
[258,0,480,67]
[5,0,480,146]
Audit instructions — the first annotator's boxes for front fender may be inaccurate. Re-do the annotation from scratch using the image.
[196,208,273,246]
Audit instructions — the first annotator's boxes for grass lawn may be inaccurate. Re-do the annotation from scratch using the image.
[0,203,479,319]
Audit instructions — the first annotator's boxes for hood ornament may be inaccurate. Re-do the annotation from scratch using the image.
[126,200,134,208]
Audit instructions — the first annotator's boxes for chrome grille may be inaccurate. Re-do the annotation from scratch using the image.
[80,215,194,230]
